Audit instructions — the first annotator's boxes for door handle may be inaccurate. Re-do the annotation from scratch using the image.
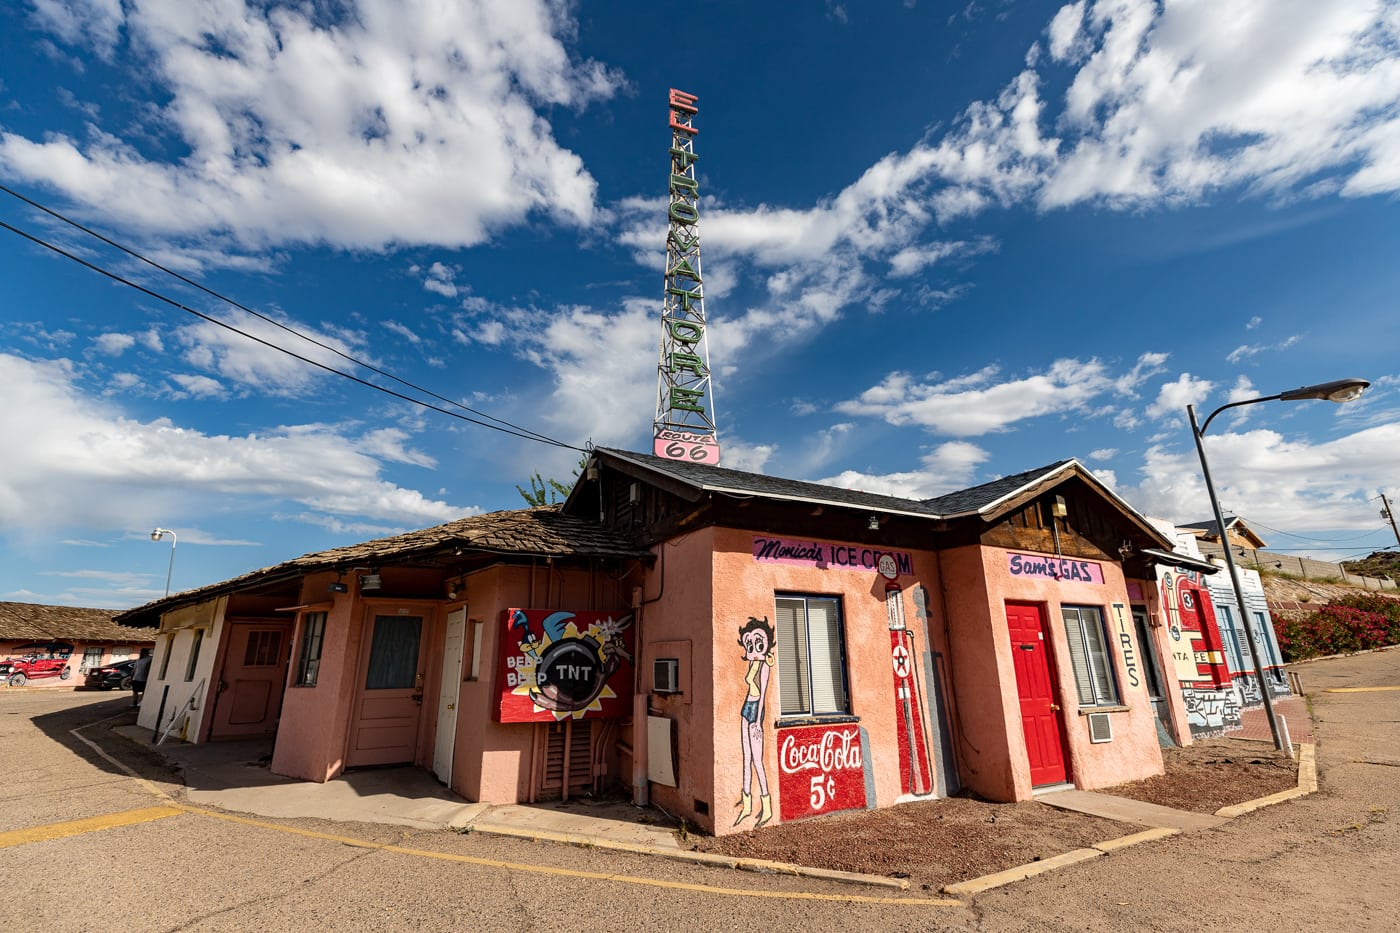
[446,703,455,710]
[1049,703,1061,711]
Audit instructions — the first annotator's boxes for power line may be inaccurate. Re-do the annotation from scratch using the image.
[0,182,573,451]
[1228,512,1394,545]
[0,216,583,451]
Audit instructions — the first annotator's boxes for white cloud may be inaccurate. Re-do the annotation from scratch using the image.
[1146,373,1213,421]
[836,358,1116,437]
[1089,447,1118,460]
[818,441,990,499]
[1246,315,1263,330]
[93,332,135,355]
[1226,334,1301,363]
[1125,423,1400,534]
[1,0,623,251]
[1113,351,1170,396]
[0,353,472,535]
[174,310,363,397]
[418,262,460,298]
[170,373,225,399]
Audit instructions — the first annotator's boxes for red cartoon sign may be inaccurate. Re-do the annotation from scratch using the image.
[777,724,867,821]
[494,609,634,722]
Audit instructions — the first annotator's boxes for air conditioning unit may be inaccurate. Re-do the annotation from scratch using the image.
[653,658,680,694]
[1087,711,1113,743]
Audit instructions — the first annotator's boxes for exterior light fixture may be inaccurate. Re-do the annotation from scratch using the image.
[149,528,177,598]
[867,515,881,531]
[328,574,349,594]
[360,572,382,593]
[1187,376,1369,753]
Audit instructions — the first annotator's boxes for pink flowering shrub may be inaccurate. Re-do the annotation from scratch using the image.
[1278,594,1400,661]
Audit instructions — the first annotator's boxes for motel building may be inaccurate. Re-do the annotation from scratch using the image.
[118,451,1214,836]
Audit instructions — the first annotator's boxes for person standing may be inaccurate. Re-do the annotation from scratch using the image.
[131,648,152,709]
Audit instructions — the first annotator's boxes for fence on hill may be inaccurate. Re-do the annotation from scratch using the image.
[1195,541,1397,591]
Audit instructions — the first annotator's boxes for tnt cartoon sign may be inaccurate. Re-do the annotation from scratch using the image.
[777,724,867,821]
[495,609,634,722]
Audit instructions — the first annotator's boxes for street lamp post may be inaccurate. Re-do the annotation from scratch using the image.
[150,527,177,598]
[1188,378,1369,754]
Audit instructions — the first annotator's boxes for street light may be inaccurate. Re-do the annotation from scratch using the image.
[150,527,177,598]
[1188,377,1369,754]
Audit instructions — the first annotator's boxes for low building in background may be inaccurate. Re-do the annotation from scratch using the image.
[0,601,154,688]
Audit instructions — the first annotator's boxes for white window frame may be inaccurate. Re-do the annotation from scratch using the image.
[1061,605,1121,708]
[775,595,850,718]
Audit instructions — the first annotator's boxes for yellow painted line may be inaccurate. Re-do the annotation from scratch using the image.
[1324,686,1400,693]
[67,719,958,907]
[177,804,961,907]
[0,805,183,849]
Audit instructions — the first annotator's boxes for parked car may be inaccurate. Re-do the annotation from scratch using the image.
[1,641,74,686]
[84,658,137,691]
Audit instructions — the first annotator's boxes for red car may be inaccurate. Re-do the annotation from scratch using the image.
[1,642,74,686]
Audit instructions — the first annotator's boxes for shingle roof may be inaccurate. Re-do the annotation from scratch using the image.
[115,507,649,625]
[0,602,153,643]
[919,460,1075,516]
[592,448,940,518]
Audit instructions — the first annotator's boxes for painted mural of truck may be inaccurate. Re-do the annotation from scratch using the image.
[1,641,75,686]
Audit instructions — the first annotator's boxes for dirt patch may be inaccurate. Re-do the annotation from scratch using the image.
[691,736,1300,891]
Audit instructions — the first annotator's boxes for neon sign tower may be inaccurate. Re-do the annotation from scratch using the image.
[652,88,720,465]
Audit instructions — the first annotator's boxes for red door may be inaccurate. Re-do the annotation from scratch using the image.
[1006,602,1068,786]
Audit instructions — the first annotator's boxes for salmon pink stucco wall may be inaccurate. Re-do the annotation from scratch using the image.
[703,527,943,836]
[958,545,1164,801]
[636,529,717,832]
[274,579,376,782]
[450,563,634,805]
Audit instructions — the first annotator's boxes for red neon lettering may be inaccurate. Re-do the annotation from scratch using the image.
[669,111,697,135]
[668,89,698,112]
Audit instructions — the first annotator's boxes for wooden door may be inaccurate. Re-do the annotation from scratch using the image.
[347,613,424,768]
[210,621,291,739]
[432,609,465,783]
[1006,602,1068,786]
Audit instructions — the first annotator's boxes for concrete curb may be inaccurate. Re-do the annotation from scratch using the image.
[1215,742,1317,818]
[467,823,911,890]
[943,742,1319,899]
[943,848,1103,896]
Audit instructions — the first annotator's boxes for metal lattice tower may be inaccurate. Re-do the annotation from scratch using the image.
[652,88,720,465]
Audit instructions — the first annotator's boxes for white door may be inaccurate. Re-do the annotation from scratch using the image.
[433,609,466,783]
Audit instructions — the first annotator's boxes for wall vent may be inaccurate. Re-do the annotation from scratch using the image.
[653,658,680,694]
[1087,711,1113,743]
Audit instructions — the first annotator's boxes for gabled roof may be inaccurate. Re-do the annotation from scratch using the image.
[1178,516,1267,547]
[0,602,152,643]
[583,448,941,519]
[920,460,1075,516]
[115,507,650,627]
[919,458,1173,547]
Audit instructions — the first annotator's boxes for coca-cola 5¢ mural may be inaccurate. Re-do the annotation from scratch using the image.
[777,723,867,821]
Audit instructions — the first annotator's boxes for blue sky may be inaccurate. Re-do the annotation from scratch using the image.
[2,0,1399,609]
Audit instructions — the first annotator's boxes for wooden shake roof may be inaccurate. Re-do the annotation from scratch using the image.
[0,601,153,644]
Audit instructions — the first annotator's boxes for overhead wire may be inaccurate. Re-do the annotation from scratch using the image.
[0,184,583,452]
[0,215,584,451]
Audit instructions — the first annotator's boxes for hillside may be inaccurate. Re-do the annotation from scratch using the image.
[1261,572,1396,620]
[1341,551,1400,581]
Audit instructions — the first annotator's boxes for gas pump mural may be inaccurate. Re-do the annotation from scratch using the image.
[1160,570,1240,738]
[886,586,932,797]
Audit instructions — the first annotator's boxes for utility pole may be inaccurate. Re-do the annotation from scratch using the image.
[1381,491,1400,550]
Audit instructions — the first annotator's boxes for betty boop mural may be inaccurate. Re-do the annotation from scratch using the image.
[735,615,776,828]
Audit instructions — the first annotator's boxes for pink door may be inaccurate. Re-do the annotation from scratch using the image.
[1006,602,1068,787]
[210,622,292,738]
[346,613,424,768]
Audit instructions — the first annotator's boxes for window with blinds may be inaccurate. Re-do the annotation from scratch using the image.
[1061,606,1120,707]
[775,595,849,717]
